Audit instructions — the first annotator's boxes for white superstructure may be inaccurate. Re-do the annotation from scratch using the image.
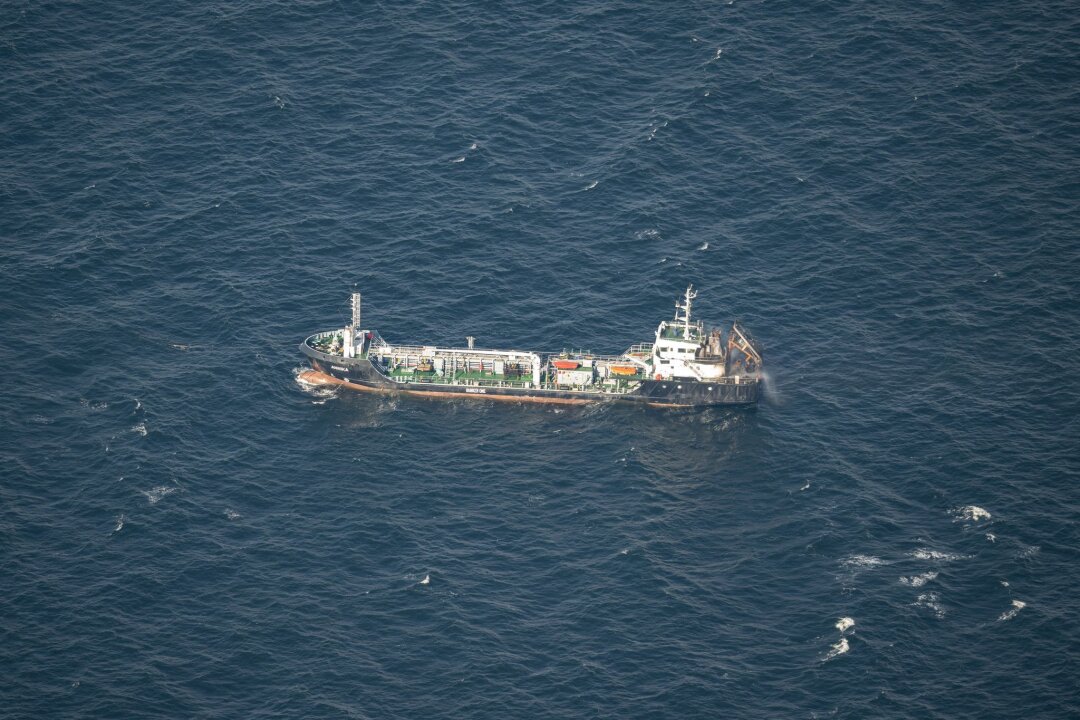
[651,285,728,381]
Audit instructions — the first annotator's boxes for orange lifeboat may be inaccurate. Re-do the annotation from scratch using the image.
[552,359,580,370]
[608,365,638,376]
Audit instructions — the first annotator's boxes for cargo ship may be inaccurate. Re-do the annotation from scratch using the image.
[298,286,764,408]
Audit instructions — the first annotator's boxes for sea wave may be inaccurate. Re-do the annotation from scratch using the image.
[141,486,177,505]
[953,506,992,522]
[998,600,1026,622]
[823,637,850,661]
[899,571,938,588]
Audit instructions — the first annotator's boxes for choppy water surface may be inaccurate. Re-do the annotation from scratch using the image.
[3,1,1078,717]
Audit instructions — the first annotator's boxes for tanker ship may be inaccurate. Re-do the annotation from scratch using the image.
[298,286,764,408]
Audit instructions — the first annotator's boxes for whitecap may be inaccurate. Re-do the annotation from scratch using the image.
[899,571,938,587]
[823,637,849,661]
[800,480,810,491]
[910,548,966,562]
[131,422,147,436]
[985,533,996,542]
[954,505,992,522]
[469,142,478,150]
[841,554,885,568]
[141,485,177,505]
[419,574,430,585]
[698,241,709,251]
[913,592,945,619]
[225,509,241,520]
[451,156,465,163]
[998,599,1025,622]
[585,180,599,190]
[835,617,854,633]
[113,514,124,533]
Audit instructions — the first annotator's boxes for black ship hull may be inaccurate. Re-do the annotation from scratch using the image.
[300,343,760,408]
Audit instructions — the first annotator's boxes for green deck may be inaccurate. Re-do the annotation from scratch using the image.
[385,367,644,392]
[388,369,533,386]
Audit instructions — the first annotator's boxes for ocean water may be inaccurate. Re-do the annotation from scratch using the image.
[2,0,1078,717]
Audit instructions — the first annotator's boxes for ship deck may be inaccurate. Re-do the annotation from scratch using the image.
[300,286,763,408]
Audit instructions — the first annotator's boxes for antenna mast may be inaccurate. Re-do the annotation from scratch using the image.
[351,291,362,334]
[676,284,697,339]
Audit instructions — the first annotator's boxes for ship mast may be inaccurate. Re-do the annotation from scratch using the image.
[350,291,362,335]
[673,284,697,340]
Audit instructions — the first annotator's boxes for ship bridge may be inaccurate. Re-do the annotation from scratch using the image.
[651,285,750,383]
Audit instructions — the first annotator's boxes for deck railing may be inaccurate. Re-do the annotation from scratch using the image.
[623,343,654,356]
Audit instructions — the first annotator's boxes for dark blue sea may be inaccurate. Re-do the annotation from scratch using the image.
[3,1,1078,717]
